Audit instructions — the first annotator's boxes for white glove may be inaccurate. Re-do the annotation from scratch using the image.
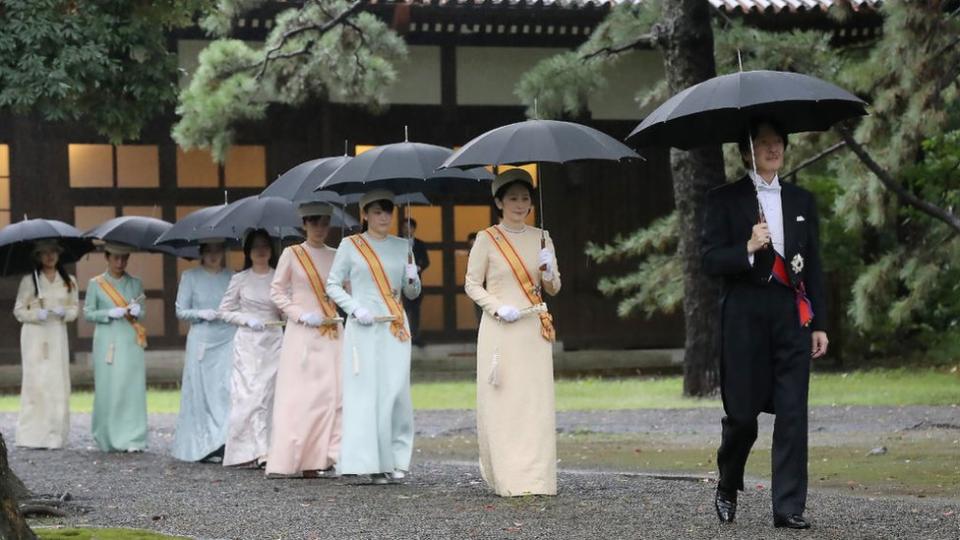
[51,306,66,318]
[245,317,265,331]
[405,263,419,281]
[299,312,323,328]
[496,305,520,323]
[197,309,218,322]
[36,308,49,322]
[128,303,142,318]
[538,248,555,275]
[108,307,127,319]
[353,307,374,326]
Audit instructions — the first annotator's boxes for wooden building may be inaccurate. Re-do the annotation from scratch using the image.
[0,0,882,363]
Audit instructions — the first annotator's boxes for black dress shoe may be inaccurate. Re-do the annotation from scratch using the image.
[715,488,737,523]
[774,514,811,529]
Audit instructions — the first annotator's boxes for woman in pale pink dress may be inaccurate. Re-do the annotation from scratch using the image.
[266,202,343,477]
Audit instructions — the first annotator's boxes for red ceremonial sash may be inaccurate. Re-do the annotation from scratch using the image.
[771,253,814,327]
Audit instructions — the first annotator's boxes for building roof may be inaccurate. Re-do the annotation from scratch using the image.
[706,0,881,13]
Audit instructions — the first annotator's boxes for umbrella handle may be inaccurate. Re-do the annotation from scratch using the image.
[539,235,547,271]
[408,251,415,285]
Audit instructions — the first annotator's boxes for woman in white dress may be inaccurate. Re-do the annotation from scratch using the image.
[219,229,284,467]
[13,240,79,449]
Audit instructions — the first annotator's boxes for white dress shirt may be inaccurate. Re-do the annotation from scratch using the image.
[748,171,784,265]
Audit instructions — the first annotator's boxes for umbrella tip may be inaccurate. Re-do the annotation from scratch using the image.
[224,190,228,205]
[737,49,743,72]
[534,97,539,120]
[344,139,349,156]
[404,125,409,142]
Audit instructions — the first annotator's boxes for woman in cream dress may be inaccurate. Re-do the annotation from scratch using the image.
[465,169,561,497]
[219,229,284,467]
[13,240,79,449]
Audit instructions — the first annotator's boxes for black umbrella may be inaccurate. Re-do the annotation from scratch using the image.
[440,119,641,268]
[262,156,351,203]
[440,119,641,170]
[154,205,227,248]
[0,218,95,276]
[318,138,493,195]
[193,195,357,242]
[83,216,193,257]
[626,69,868,150]
[342,192,431,206]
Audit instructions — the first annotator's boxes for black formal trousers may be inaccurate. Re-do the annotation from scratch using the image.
[717,280,811,516]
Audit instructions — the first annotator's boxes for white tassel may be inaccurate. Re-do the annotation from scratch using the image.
[488,346,500,387]
[352,346,360,376]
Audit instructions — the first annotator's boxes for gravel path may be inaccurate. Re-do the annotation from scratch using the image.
[4,409,959,540]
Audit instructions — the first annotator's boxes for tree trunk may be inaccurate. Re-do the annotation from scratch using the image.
[0,433,36,539]
[658,0,726,397]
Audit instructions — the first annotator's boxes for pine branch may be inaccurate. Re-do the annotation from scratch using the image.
[581,33,658,61]
[255,0,364,80]
[837,126,960,234]
[781,141,846,182]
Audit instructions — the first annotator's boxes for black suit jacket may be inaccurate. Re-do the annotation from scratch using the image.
[701,176,827,331]
[411,237,430,274]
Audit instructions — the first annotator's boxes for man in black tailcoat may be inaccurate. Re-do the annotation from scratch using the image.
[701,119,829,530]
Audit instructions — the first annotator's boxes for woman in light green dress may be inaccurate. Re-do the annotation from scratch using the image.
[84,243,148,453]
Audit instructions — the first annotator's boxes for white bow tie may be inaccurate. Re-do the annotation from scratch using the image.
[755,181,781,193]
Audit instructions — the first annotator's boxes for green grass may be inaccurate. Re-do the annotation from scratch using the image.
[412,368,960,410]
[0,369,955,413]
[35,528,183,539]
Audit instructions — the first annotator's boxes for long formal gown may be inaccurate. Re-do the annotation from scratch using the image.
[84,273,148,452]
[219,268,283,466]
[267,244,342,475]
[171,267,236,462]
[326,234,421,475]
[13,273,78,449]
[464,226,561,496]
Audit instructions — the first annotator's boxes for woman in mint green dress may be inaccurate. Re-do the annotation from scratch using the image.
[84,243,148,453]
[326,190,421,484]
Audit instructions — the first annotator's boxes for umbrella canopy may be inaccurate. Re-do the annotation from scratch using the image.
[319,142,493,195]
[261,156,351,203]
[84,216,185,255]
[192,195,358,242]
[626,70,868,150]
[154,205,227,248]
[0,218,95,276]
[440,119,641,170]
[342,192,431,206]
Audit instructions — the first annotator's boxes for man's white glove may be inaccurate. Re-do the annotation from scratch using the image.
[299,312,323,328]
[538,248,555,279]
[36,308,49,322]
[405,263,419,281]
[245,317,265,331]
[496,305,520,323]
[51,306,66,318]
[128,303,142,318]
[108,307,127,319]
[353,307,374,326]
[197,309,218,322]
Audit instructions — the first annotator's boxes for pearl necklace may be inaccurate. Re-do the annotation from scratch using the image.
[500,223,527,234]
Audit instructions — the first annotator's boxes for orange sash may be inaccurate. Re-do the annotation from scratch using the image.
[95,274,147,348]
[483,226,556,342]
[291,244,340,339]
[348,234,409,342]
